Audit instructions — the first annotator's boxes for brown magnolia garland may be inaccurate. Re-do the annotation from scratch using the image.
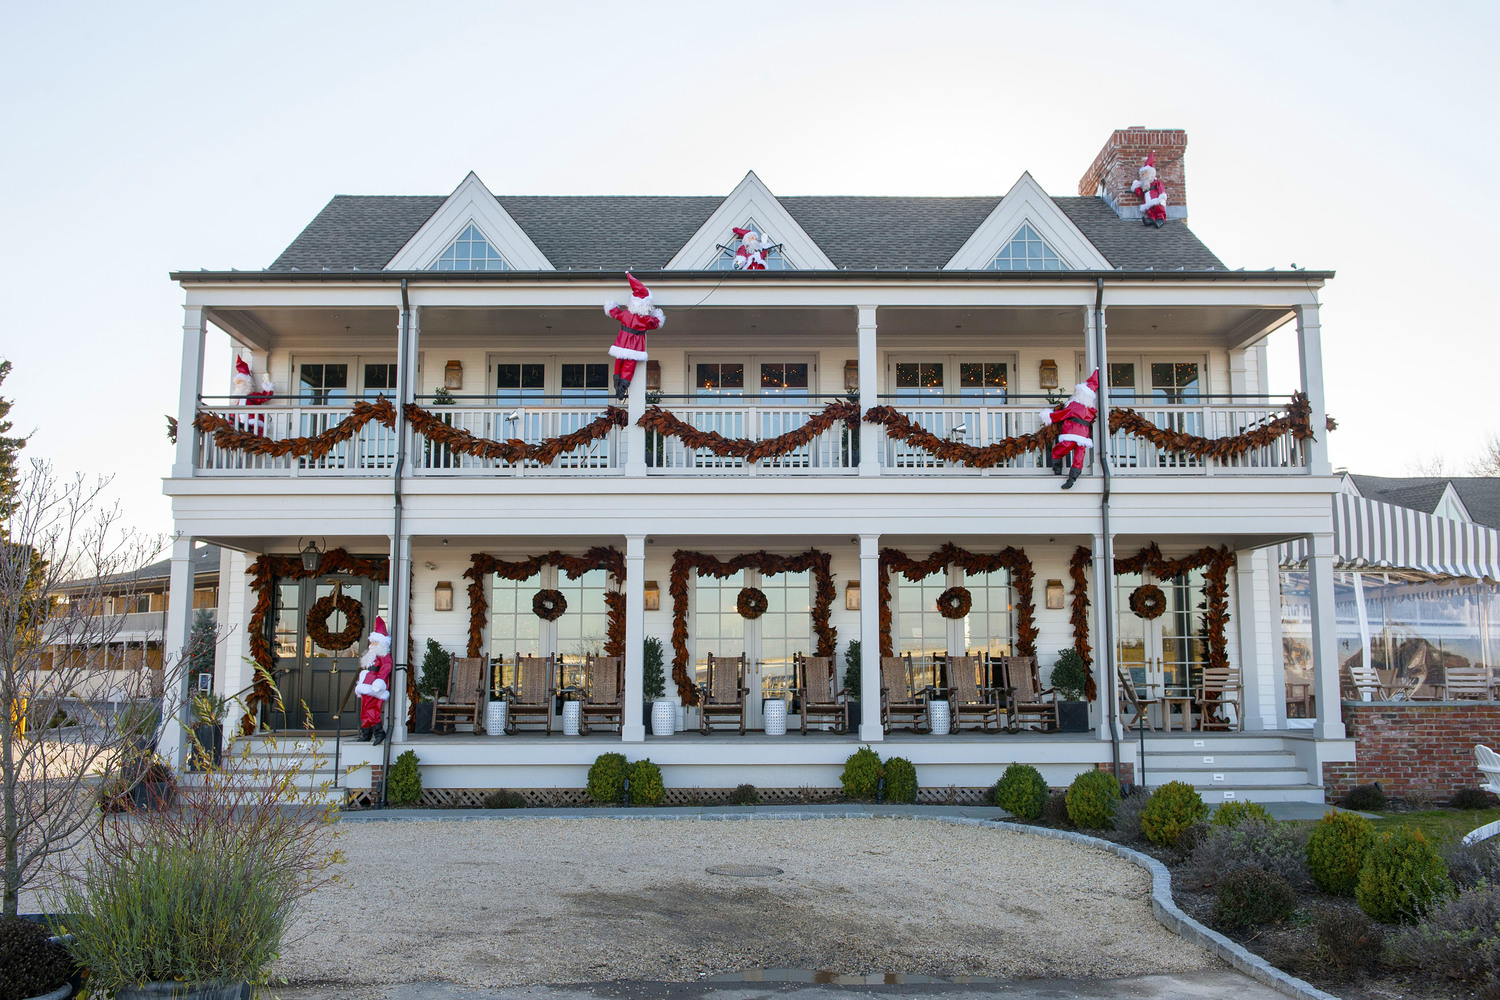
[405,403,626,465]
[638,400,860,463]
[864,406,1059,468]
[878,544,1037,660]
[936,587,973,620]
[532,590,568,621]
[464,547,626,658]
[1106,392,1316,462]
[305,591,364,650]
[196,398,396,460]
[244,549,390,735]
[669,550,837,705]
[736,587,769,620]
[1129,584,1168,619]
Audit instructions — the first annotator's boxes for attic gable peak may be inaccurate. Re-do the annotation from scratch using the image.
[384,171,553,271]
[664,171,835,270]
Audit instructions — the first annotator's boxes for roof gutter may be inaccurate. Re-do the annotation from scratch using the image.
[171,268,1335,285]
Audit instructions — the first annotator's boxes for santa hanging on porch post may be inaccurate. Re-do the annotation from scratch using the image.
[232,357,275,434]
[1039,369,1099,490]
[603,273,664,400]
[1131,153,1169,228]
[354,615,393,745]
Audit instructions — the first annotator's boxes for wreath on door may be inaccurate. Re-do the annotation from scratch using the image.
[736,587,769,620]
[532,589,568,621]
[1129,584,1168,620]
[937,586,973,620]
[306,588,364,651]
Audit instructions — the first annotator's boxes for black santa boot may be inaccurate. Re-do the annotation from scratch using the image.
[371,726,387,747]
[615,375,630,401]
[357,727,373,742]
[1062,464,1082,490]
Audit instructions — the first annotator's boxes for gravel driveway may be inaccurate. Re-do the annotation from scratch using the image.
[278,818,1217,988]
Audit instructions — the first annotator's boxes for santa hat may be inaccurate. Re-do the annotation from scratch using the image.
[1073,369,1099,406]
[235,357,251,376]
[369,615,389,643]
[1138,152,1157,183]
[623,272,662,319]
[732,227,753,239]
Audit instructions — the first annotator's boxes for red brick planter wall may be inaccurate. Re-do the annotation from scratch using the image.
[1322,701,1498,801]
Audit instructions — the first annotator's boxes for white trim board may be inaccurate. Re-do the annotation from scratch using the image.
[385,172,554,272]
[664,170,836,271]
[944,172,1110,271]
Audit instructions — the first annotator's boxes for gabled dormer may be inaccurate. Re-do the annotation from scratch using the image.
[944,172,1110,271]
[665,171,835,270]
[385,172,554,271]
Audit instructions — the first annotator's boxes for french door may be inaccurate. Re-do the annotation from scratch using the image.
[269,575,385,731]
[693,569,812,730]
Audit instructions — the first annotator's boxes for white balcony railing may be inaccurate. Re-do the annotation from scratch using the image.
[645,403,856,475]
[880,405,1049,474]
[413,406,622,476]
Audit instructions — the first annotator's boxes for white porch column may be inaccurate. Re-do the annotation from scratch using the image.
[1307,532,1346,739]
[622,535,646,741]
[624,363,647,478]
[1090,536,1121,740]
[1295,303,1332,477]
[389,535,412,743]
[1265,551,1289,730]
[1235,549,1275,731]
[857,306,879,478]
[158,536,196,768]
[172,306,207,478]
[216,549,253,738]
[858,534,883,741]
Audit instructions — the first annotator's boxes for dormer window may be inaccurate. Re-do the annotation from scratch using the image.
[432,223,511,271]
[988,223,1064,271]
[710,222,789,270]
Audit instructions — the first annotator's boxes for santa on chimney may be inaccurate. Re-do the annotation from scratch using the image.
[1039,369,1099,490]
[603,273,664,400]
[1131,153,1168,228]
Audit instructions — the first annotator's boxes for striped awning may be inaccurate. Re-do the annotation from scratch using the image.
[1280,492,1500,583]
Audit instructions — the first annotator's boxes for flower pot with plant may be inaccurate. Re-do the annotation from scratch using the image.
[643,636,673,735]
[842,640,863,730]
[0,916,75,1000]
[1048,648,1092,733]
[189,694,226,771]
[413,639,451,735]
[129,757,177,812]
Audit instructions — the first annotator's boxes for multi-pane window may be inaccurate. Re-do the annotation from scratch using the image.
[759,363,809,397]
[1108,363,1137,398]
[489,572,544,688]
[696,362,745,399]
[693,571,746,687]
[959,362,1008,401]
[560,363,610,401]
[363,363,398,398]
[1151,362,1201,404]
[298,364,348,404]
[988,223,1064,270]
[756,571,812,702]
[960,570,1014,659]
[1115,569,1207,695]
[496,363,546,404]
[895,362,944,398]
[554,569,610,691]
[433,223,511,271]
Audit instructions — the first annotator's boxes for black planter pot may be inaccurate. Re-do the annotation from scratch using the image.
[1057,701,1090,733]
[412,702,434,734]
[130,781,176,811]
[190,723,222,770]
[845,700,862,732]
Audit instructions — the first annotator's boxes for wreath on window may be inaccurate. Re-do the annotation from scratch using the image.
[937,586,973,620]
[736,587,769,620]
[532,589,568,621]
[1129,584,1168,620]
[306,591,364,651]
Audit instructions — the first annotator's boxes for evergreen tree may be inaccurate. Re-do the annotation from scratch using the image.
[0,361,26,525]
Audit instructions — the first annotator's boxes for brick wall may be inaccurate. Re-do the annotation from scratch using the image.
[1322,701,1497,801]
[1078,127,1189,212]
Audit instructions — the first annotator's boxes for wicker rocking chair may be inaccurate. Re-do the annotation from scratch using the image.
[697,653,748,735]
[503,655,555,735]
[880,654,930,733]
[794,653,845,734]
[578,654,623,734]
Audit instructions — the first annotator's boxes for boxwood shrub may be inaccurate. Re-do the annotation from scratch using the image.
[1065,769,1121,830]
[991,763,1049,820]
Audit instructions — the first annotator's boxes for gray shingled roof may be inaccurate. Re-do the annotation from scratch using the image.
[1350,474,1500,532]
[265,191,1226,273]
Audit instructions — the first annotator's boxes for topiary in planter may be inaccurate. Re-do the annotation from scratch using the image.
[417,639,451,701]
[1140,781,1210,847]
[1212,866,1298,929]
[1065,769,1121,830]
[840,746,883,800]
[1211,799,1274,827]
[1047,647,1090,703]
[587,752,629,804]
[1307,809,1376,896]
[643,637,666,701]
[991,763,1048,820]
[1357,828,1454,923]
[0,916,73,1000]
[884,757,918,804]
[628,759,665,806]
[1341,781,1387,811]
[386,749,422,806]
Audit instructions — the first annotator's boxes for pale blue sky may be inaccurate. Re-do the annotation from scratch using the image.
[2,1,1495,536]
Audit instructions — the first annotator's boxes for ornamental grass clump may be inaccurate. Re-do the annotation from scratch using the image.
[1306,810,1376,897]
[0,916,73,1000]
[840,746,883,800]
[1065,770,1121,830]
[883,757,918,804]
[1442,838,1500,892]
[1313,904,1385,978]
[1139,781,1209,847]
[990,763,1048,820]
[1181,818,1311,890]
[1356,828,1454,923]
[587,752,629,804]
[1391,883,1500,983]
[1211,866,1298,929]
[627,759,665,806]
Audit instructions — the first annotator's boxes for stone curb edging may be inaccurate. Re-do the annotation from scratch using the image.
[337,806,1337,1000]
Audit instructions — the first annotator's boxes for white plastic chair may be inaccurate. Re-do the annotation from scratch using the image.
[1475,745,1500,797]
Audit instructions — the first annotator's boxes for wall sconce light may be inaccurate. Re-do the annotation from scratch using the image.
[844,360,859,392]
[1039,359,1060,391]
[444,360,463,390]
[1045,579,1065,610]
[845,581,861,611]
[643,580,660,611]
[645,360,662,391]
[434,581,454,612]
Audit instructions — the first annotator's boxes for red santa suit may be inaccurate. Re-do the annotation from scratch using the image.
[354,615,393,739]
[1130,153,1168,226]
[732,227,768,270]
[1039,369,1099,489]
[603,273,664,400]
[232,357,275,435]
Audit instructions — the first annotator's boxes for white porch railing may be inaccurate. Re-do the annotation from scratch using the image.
[645,403,856,475]
[880,405,1049,475]
[413,406,622,475]
[196,405,398,476]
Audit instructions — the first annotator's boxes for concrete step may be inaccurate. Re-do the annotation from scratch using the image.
[1145,766,1311,788]
[1140,749,1300,769]
[1138,735,1301,753]
[1190,784,1328,805]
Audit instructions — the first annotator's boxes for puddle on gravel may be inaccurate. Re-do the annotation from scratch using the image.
[708,968,1005,984]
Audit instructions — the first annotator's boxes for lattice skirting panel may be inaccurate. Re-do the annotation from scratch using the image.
[344,785,993,810]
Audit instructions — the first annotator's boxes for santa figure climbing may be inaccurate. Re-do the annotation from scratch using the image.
[1131,153,1168,228]
[1039,369,1099,490]
[603,273,664,400]
[232,357,275,434]
[732,227,769,270]
[353,615,393,745]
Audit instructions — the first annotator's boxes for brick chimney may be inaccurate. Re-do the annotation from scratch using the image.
[1079,127,1188,221]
